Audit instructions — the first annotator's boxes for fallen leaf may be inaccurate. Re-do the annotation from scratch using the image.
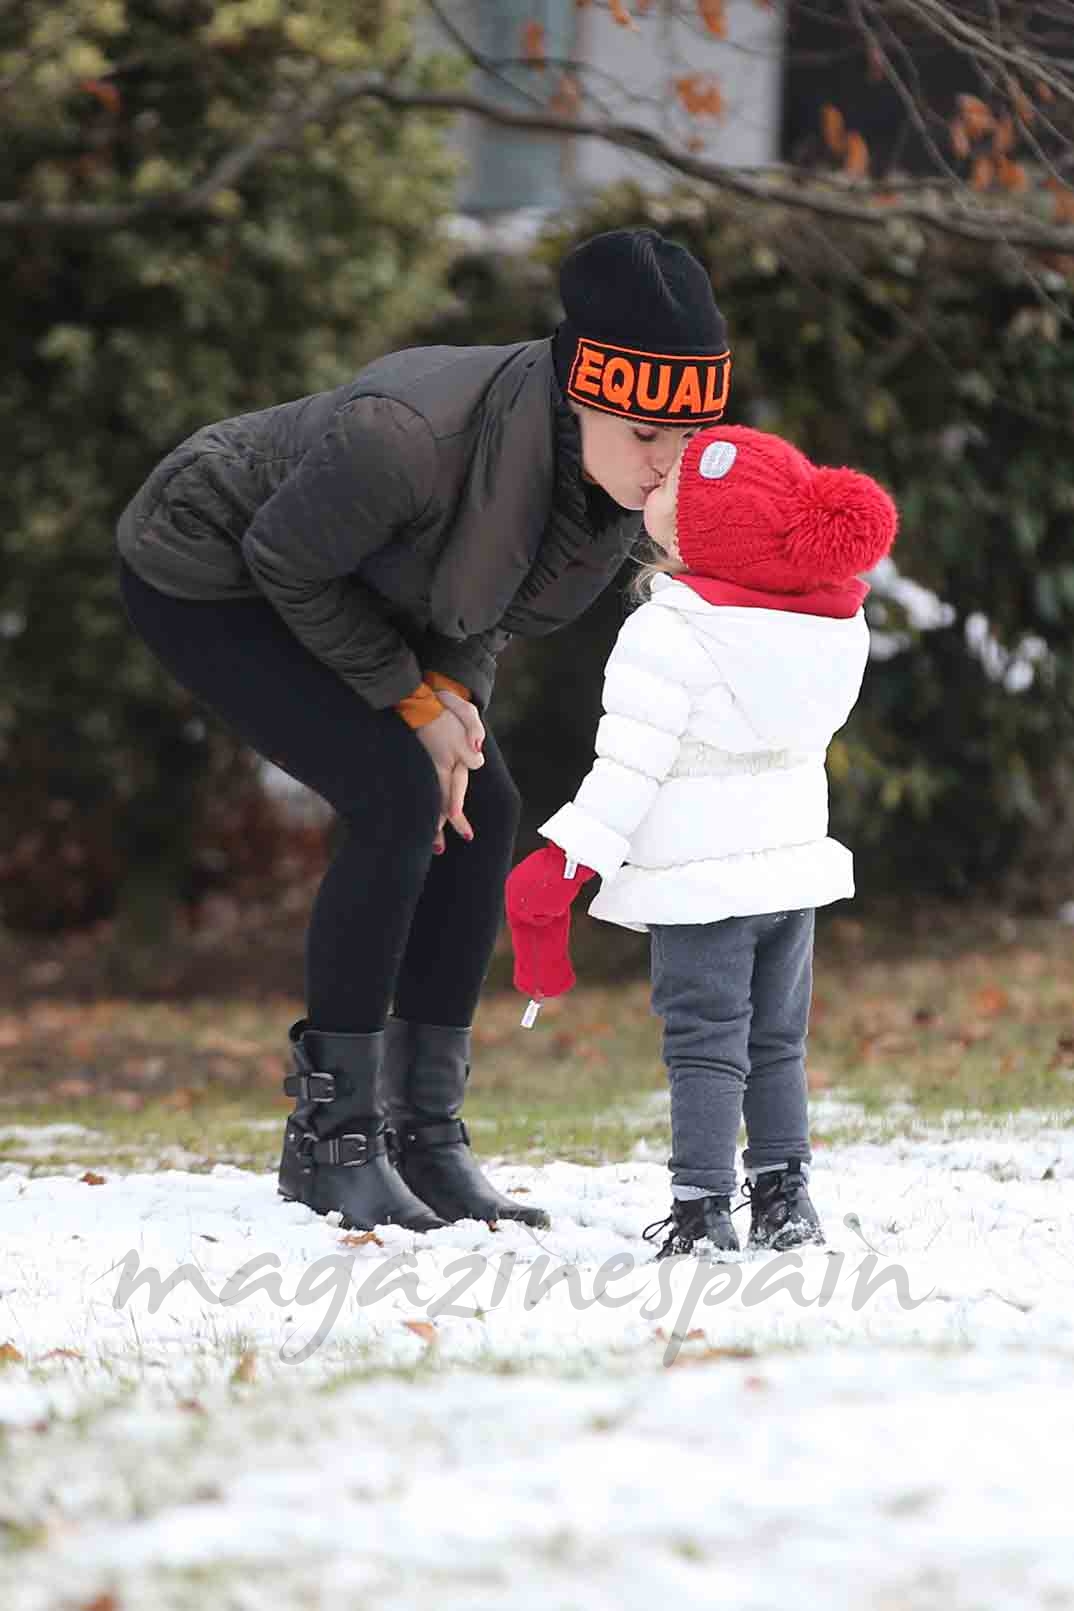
[403,1320,438,1345]
[80,1170,107,1186]
[340,1230,384,1247]
[161,1089,196,1114]
[231,1348,257,1384]
[0,1342,25,1366]
[42,1347,82,1360]
[973,985,1010,1017]
[51,1078,94,1100]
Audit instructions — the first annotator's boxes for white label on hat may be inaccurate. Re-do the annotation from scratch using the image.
[698,441,737,480]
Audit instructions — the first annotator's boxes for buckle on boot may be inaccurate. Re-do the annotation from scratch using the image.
[283,1070,336,1103]
[313,1133,368,1167]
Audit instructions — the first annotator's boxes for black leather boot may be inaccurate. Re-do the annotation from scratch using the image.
[277,1019,447,1233]
[641,1195,741,1260]
[744,1160,824,1251]
[381,1016,551,1229]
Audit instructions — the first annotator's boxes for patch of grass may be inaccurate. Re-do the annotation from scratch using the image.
[2,913,1073,1174]
[809,916,1074,1115]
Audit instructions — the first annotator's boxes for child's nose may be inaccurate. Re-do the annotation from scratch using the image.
[651,438,684,476]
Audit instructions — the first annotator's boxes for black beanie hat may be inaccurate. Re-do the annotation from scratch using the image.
[553,227,731,426]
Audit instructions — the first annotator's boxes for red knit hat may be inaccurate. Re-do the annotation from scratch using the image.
[676,425,898,591]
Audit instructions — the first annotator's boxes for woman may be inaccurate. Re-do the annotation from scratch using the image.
[115,227,732,1234]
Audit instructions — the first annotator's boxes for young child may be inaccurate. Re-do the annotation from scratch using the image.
[505,425,897,1259]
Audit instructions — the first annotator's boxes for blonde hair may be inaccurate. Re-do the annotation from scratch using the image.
[626,538,686,605]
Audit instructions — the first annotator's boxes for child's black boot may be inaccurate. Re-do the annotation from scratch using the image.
[744,1160,824,1251]
[641,1194,741,1261]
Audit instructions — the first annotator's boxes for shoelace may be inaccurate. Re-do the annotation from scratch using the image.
[642,1171,806,1251]
[640,1195,753,1251]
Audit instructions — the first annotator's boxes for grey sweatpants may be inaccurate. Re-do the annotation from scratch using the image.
[649,909,816,1200]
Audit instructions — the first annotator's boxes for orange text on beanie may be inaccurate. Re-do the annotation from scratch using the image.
[675,425,898,591]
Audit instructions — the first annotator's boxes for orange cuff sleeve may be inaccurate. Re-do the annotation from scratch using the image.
[425,671,472,702]
[394,682,446,731]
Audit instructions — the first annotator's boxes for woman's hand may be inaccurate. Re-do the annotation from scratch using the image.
[414,702,484,851]
[434,689,485,756]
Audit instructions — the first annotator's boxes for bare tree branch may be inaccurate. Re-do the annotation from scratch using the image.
[4,75,1074,252]
[889,0,1074,109]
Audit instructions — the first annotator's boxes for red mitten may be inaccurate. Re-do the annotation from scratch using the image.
[510,911,577,999]
[504,844,596,925]
[505,845,597,1001]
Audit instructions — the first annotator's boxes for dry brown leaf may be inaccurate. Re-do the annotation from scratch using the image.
[42,1347,83,1360]
[403,1320,438,1345]
[997,157,1027,193]
[992,113,1015,156]
[949,119,970,159]
[844,131,869,177]
[697,0,727,37]
[79,78,122,116]
[971,155,995,191]
[508,1186,532,1195]
[231,1348,257,1384]
[549,72,582,119]
[675,75,724,119]
[80,1170,107,1186]
[160,1087,195,1110]
[205,1034,263,1058]
[1048,183,1074,224]
[958,94,994,139]
[820,103,847,156]
[51,1078,94,1100]
[0,1343,25,1366]
[973,985,1011,1017]
[521,19,546,68]
[671,1344,756,1367]
[339,1230,384,1247]
[80,1595,120,1611]
[1008,86,1034,126]
[609,0,636,27]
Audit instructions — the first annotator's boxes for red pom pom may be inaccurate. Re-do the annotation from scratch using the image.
[784,467,898,582]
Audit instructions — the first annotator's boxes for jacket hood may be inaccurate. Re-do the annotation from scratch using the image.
[647,573,869,750]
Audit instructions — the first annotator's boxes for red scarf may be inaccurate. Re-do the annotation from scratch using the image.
[677,574,869,619]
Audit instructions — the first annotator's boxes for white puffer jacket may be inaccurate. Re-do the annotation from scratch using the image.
[538,573,871,933]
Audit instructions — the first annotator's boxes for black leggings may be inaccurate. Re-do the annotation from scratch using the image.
[117,557,521,1033]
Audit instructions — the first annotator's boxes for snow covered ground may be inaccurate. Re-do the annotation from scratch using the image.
[2,1098,1074,1609]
